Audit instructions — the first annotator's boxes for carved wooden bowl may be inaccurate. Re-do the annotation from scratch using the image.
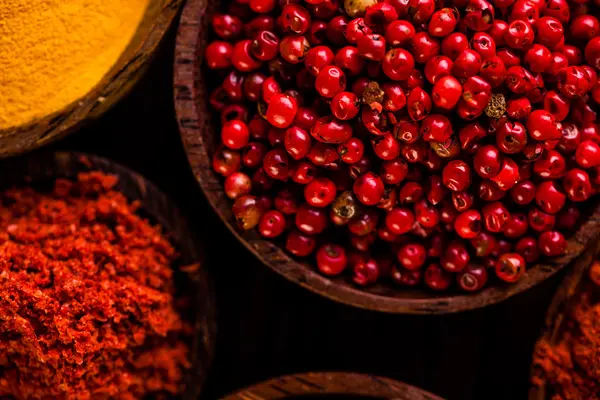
[0,152,216,399]
[528,228,600,400]
[173,0,600,314]
[0,1,183,158]
[222,372,444,400]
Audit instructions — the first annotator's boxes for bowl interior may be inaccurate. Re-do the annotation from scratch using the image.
[0,151,216,399]
[0,0,183,158]
[174,0,600,314]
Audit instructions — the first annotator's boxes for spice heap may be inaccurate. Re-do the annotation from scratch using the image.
[532,261,600,400]
[206,0,598,292]
[0,0,150,130]
[0,172,190,399]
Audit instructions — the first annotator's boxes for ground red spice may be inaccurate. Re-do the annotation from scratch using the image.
[0,172,191,399]
[532,262,600,400]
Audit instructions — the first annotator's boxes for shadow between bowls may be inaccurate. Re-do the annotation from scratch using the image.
[0,151,216,399]
[527,220,600,400]
[173,0,600,314]
[0,0,183,158]
[221,372,444,400]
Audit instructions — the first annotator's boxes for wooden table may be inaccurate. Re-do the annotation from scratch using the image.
[47,28,560,400]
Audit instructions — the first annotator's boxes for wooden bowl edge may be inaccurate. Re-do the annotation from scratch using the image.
[172,0,600,314]
[221,372,444,400]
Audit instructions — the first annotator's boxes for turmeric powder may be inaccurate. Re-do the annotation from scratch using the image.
[0,0,150,130]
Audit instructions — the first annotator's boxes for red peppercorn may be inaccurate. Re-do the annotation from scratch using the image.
[471,32,496,60]
[441,240,470,272]
[431,76,462,109]
[397,243,427,270]
[424,263,453,291]
[464,0,495,32]
[495,253,526,283]
[353,172,385,205]
[428,8,458,37]
[443,160,471,191]
[526,110,561,141]
[454,210,482,239]
[424,56,453,84]
[258,210,287,238]
[315,65,346,98]
[335,46,366,76]
[452,49,483,78]
[411,32,440,64]
[510,180,535,205]
[457,264,488,292]
[266,93,298,128]
[563,168,593,202]
[286,230,317,256]
[538,230,566,256]
[407,87,432,121]
[385,20,415,47]
[357,33,387,61]
[386,207,415,234]
[496,120,528,154]
[524,44,551,73]
[504,20,534,50]
[535,181,566,214]
[316,244,347,276]
[232,40,262,72]
[213,146,242,176]
[576,140,600,168]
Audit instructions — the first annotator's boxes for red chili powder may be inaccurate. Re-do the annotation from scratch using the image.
[532,263,600,400]
[0,172,191,399]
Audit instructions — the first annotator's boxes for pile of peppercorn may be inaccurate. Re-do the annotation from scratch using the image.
[205,0,600,292]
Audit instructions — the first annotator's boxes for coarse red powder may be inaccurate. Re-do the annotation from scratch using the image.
[0,172,191,399]
[532,265,600,400]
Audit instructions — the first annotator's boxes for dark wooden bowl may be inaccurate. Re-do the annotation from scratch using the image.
[221,372,444,400]
[173,0,600,314]
[0,152,216,399]
[0,0,183,158]
[528,224,600,399]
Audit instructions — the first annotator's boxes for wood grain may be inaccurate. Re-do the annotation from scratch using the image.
[0,151,216,399]
[0,0,183,158]
[173,0,600,314]
[221,372,444,400]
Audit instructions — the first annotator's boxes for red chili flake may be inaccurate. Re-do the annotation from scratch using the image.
[0,172,191,399]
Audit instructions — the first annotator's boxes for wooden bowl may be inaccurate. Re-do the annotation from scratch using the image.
[173,0,600,314]
[528,225,600,399]
[0,151,216,399]
[221,372,444,400]
[0,1,183,158]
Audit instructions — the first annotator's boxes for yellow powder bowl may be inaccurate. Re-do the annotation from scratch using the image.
[0,0,183,157]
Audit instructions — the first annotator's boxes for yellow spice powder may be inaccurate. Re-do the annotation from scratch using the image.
[0,0,150,130]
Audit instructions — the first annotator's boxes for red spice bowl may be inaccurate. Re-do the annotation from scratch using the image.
[529,234,600,400]
[221,372,444,399]
[174,0,600,313]
[0,152,216,399]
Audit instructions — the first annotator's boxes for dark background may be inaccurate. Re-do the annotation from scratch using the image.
[40,27,561,400]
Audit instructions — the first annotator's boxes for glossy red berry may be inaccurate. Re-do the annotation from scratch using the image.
[424,264,453,291]
[382,48,415,81]
[524,44,551,73]
[258,210,286,238]
[575,140,600,168]
[443,160,471,191]
[385,20,415,47]
[338,138,364,164]
[526,110,561,141]
[353,172,385,205]
[266,94,298,128]
[232,40,262,72]
[311,116,352,144]
[504,20,534,50]
[213,146,241,176]
[407,87,432,121]
[495,253,526,283]
[286,230,317,257]
[452,50,482,78]
[331,91,360,120]
[432,76,462,109]
[424,56,453,84]
[386,207,415,234]
[496,120,527,154]
[411,32,440,64]
[528,207,556,232]
[457,264,488,292]
[464,0,495,32]
[304,46,334,76]
[420,114,452,142]
[357,33,386,61]
[397,243,427,270]
[441,241,470,272]
[490,158,520,191]
[534,17,564,49]
[205,41,233,69]
[535,181,566,214]
[428,8,458,37]
[563,168,593,202]
[471,32,496,60]
[538,230,566,256]
[316,244,347,276]
[510,180,535,205]
[315,65,346,98]
[454,210,482,239]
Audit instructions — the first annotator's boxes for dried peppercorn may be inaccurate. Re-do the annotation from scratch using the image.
[0,172,191,399]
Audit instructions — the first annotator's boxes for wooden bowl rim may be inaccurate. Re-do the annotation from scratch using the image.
[173,0,600,314]
[221,372,444,400]
[0,0,183,158]
[527,224,600,399]
[0,151,217,399]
